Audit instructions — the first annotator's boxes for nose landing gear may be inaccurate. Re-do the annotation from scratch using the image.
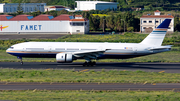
[17,57,23,65]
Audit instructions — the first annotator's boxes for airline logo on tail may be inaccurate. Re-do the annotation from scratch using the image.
[0,25,8,31]
[155,19,171,30]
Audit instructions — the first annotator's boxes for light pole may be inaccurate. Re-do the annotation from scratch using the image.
[103,19,106,32]
[121,19,125,33]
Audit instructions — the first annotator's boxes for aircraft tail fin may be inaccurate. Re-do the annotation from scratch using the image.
[140,19,171,46]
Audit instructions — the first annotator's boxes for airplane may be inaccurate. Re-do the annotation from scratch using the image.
[6,19,172,66]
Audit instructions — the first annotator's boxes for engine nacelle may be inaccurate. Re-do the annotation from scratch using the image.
[56,53,73,63]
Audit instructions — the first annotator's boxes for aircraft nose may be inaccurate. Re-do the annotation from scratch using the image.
[6,47,13,53]
[6,48,10,53]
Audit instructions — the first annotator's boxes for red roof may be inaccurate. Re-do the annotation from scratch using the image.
[51,14,73,21]
[70,18,88,21]
[75,15,83,17]
[30,14,54,20]
[50,6,65,8]
[154,10,160,12]
[141,15,174,18]
[0,14,88,21]
[0,15,13,21]
[9,14,33,21]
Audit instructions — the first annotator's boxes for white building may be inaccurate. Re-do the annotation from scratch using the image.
[75,1,118,11]
[0,3,46,13]
[44,6,69,12]
[0,14,89,34]
[140,10,174,33]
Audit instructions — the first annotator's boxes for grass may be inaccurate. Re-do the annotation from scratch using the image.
[0,90,180,101]
[0,69,180,83]
[1,32,180,50]
[1,47,180,62]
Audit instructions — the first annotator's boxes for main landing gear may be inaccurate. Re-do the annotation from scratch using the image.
[83,61,96,66]
[17,57,23,65]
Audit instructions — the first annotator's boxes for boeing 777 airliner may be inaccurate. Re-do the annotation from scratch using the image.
[6,19,172,66]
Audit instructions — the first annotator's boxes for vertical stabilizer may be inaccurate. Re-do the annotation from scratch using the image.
[140,19,171,46]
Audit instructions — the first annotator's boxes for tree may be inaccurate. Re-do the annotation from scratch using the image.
[133,18,140,32]
[88,15,95,31]
[127,27,134,32]
[48,10,57,17]
[99,16,106,32]
[123,12,135,30]
[57,9,68,16]
[114,14,122,31]
[174,17,180,31]
[92,15,100,31]
[30,11,41,17]
[106,15,115,31]
[16,1,23,15]
[3,0,10,3]
[82,11,90,19]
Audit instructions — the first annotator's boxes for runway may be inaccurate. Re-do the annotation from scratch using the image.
[0,83,180,91]
[0,62,180,73]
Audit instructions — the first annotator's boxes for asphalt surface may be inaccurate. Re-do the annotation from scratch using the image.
[0,83,180,91]
[0,34,66,40]
[0,62,180,73]
[0,62,180,91]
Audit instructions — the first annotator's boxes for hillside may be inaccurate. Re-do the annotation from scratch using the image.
[0,0,180,10]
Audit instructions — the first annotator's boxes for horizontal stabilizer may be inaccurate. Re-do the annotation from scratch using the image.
[148,45,172,50]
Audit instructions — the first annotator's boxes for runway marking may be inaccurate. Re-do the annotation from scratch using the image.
[123,70,126,71]
[80,69,89,72]
[143,81,148,85]
[152,83,156,85]
[159,71,165,73]
[33,89,37,92]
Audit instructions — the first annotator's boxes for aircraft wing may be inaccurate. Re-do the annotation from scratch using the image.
[73,49,109,60]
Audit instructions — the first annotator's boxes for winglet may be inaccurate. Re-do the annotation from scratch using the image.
[157,19,171,29]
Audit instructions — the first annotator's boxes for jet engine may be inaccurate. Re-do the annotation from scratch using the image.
[56,53,73,63]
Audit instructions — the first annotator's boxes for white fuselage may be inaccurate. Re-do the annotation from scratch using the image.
[6,42,170,59]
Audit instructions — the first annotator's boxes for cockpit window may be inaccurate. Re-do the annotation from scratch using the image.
[9,47,14,49]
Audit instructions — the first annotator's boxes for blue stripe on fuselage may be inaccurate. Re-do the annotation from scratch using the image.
[7,52,57,58]
[7,52,150,59]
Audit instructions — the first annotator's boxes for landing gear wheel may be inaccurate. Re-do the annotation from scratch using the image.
[83,61,96,66]
[83,62,87,67]
[21,62,23,65]
[92,61,96,66]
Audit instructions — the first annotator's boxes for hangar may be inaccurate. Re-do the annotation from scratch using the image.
[0,14,89,34]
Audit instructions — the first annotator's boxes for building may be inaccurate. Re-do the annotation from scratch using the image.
[0,3,46,13]
[75,15,83,19]
[0,14,89,34]
[75,1,118,11]
[44,6,69,12]
[140,10,174,33]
